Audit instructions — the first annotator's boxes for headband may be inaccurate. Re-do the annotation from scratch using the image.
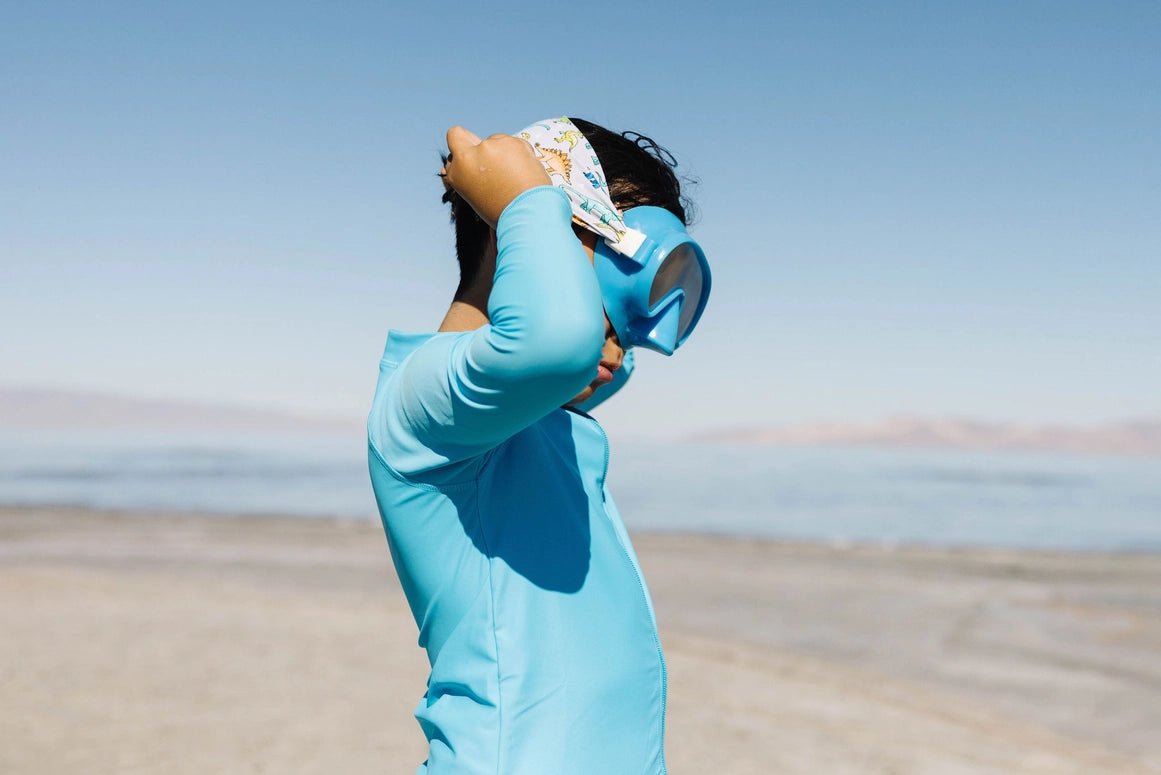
[517,117,646,258]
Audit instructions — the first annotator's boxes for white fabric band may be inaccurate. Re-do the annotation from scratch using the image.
[517,117,646,258]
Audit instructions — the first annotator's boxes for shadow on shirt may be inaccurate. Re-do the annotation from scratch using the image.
[465,409,593,593]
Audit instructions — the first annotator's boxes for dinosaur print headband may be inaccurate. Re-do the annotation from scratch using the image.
[517,117,646,258]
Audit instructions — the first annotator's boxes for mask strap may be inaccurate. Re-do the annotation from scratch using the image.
[517,117,646,257]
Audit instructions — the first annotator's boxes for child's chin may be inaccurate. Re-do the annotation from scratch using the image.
[565,384,599,407]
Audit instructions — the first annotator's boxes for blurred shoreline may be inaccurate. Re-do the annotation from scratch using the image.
[3,505,1161,774]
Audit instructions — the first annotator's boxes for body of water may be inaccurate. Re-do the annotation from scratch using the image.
[1,429,1158,552]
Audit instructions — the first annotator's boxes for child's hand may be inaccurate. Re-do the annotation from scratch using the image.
[441,127,551,227]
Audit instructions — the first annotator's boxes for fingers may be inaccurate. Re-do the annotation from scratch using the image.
[441,126,482,181]
[439,125,552,227]
[445,126,482,160]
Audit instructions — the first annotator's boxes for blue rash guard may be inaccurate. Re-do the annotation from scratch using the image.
[367,187,668,775]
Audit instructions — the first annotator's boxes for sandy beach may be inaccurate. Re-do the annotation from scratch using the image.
[3,506,1160,775]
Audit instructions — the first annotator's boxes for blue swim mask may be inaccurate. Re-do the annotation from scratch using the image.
[517,117,711,355]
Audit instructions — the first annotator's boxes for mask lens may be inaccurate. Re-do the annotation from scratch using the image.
[648,243,704,341]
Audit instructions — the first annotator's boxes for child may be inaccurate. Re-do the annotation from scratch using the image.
[368,117,710,775]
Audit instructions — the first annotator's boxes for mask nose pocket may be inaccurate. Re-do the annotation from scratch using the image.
[628,295,683,355]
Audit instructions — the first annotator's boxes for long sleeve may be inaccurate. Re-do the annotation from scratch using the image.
[370,186,606,475]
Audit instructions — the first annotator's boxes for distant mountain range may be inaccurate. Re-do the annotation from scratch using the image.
[0,388,362,433]
[4,388,1158,456]
[689,416,1161,456]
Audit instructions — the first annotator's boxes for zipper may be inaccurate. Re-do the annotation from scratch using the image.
[569,408,669,772]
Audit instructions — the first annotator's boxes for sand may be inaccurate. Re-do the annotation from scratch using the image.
[2,506,1160,774]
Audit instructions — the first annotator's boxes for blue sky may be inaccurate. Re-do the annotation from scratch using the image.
[2,1,1159,438]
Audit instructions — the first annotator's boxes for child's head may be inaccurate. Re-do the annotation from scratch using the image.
[443,117,691,301]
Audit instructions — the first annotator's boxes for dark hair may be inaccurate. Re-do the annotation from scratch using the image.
[442,117,692,301]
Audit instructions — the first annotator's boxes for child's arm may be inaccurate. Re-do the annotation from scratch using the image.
[371,130,605,473]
